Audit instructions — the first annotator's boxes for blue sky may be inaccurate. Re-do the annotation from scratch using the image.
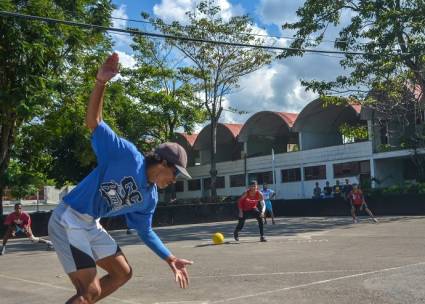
[110,0,348,126]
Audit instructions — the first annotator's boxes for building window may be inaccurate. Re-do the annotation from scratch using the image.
[281,168,301,183]
[175,181,184,192]
[230,174,246,187]
[304,165,326,181]
[248,171,273,185]
[203,176,225,189]
[333,161,370,178]
[333,161,360,178]
[359,160,371,174]
[188,179,201,191]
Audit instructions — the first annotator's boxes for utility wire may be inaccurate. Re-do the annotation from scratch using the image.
[111,15,369,46]
[0,11,407,56]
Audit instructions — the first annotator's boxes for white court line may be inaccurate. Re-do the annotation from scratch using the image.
[154,301,208,304]
[189,269,359,279]
[0,273,141,304]
[210,261,425,303]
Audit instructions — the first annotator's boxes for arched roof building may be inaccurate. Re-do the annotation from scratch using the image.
[293,98,364,150]
[238,111,299,157]
[173,133,198,166]
[193,123,243,165]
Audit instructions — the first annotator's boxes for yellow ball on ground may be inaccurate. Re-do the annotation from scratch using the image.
[212,232,224,245]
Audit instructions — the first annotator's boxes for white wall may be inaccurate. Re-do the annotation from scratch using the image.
[374,158,404,187]
[178,141,374,199]
[301,131,342,150]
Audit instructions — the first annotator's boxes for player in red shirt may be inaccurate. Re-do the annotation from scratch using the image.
[1,203,53,255]
[349,184,378,223]
[233,180,267,242]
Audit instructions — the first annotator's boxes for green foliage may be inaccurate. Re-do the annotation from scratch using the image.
[365,182,425,198]
[0,0,113,205]
[147,0,272,198]
[3,159,45,199]
[339,122,368,142]
[280,1,425,99]
[122,34,208,143]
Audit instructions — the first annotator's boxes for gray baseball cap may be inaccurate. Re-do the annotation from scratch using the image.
[154,142,192,179]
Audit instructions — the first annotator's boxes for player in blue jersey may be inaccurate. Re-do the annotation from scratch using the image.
[260,183,276,225]
[48,53,193,304]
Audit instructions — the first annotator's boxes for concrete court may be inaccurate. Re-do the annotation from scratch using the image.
[1,216,425,304]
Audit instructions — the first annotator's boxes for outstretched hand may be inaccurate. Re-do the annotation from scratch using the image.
[166,256,194,288]
[96,53,119,84]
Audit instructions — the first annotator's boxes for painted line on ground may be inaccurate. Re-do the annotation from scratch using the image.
[209,261,425,303]
[0,273,141,304]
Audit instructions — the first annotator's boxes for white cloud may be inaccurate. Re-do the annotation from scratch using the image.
[256,0,304,26]
[153,0,244,23]
[111,5,132,48]
[114,51,137,69]
[151,0,349,126]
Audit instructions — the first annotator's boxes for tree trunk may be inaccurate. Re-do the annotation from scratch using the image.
[0,120,16,216]
[210,118,217,202]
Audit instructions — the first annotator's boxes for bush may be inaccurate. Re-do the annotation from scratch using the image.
[365,181,425,199]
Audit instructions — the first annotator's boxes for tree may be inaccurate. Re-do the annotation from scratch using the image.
[280,0,425,181]
[0,0,113,214]
[123,34,207,143]
[150,1,272,200]
[280,0,425,98]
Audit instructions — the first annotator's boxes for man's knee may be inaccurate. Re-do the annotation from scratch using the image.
[80,282,101,303]
[123,265,133,284]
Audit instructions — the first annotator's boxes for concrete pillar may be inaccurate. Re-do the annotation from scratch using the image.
[298,132,303,150]
[367,120,373,141]
[370,158,376,188]
[300,164,305,198]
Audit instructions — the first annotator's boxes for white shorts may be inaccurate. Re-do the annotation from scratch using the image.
[48,203,119,274]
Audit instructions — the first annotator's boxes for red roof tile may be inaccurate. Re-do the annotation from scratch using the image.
[176,133,198,147]
[222,123,243,138]
[275,112,299,127]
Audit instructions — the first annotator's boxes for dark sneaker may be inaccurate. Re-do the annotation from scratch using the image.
[233,231,239,241]
[0,246,5,255]
[272,220,276,225]
[260,236,267,242]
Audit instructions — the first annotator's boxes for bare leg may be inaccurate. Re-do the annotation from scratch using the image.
[364,208,378,222]
[2,226,14,246]
[351,207,357,222]
[94,252,132,302]
[270,210,276,224]
[24,227,52,245]
[67,268,101,304]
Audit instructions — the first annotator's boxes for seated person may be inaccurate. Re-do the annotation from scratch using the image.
[1,203,53,255]
[333,180,342,198]
[323,181,333,198]
[313,182,322,199]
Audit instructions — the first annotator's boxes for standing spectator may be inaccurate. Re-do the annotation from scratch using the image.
[260,183,276,225]
[348,184,378,223]
[1,203,53,255]
[333,180,342,198]
[342,179,353,201]
[313,182,322,199]
[234,181,267,242]
[323,181,333,198]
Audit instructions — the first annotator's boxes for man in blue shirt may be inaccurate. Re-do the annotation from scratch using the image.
[260,183,276,225]
[48,53,193,304]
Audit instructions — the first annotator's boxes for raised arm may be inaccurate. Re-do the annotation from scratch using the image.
[86,53,119,131]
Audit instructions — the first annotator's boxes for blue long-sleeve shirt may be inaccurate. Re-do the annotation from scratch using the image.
[63,121,171,259]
